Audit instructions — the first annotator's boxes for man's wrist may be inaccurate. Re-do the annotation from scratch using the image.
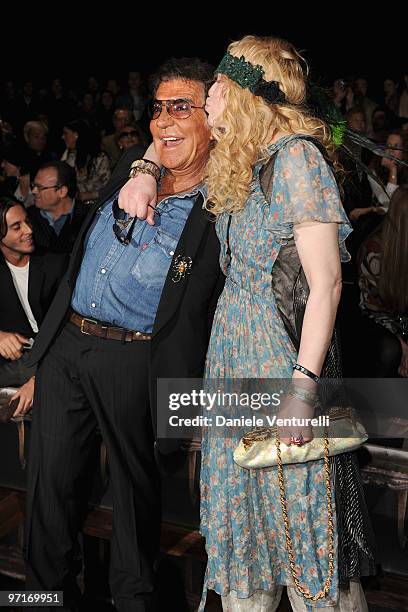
[129,158,161,181]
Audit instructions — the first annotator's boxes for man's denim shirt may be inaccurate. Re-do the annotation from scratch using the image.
[71,185,205,333]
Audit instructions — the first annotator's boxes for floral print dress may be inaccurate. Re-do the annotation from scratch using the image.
[199,135,352,609]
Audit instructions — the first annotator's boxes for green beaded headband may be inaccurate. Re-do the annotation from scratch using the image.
[216,52,286,104]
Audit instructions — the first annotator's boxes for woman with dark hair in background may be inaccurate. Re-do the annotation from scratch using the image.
[358,185,408,377]
[61,118,110,202]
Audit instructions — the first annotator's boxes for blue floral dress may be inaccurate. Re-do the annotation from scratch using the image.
[199,135,352,609]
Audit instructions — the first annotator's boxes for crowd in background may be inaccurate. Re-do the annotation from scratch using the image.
[0,69,407,382]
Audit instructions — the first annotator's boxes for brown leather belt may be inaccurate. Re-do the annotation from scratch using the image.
[69,310,151,341]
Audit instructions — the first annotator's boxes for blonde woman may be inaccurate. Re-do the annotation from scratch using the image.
[118,36,375,612]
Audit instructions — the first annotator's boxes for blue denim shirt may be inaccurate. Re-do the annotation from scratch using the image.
[71,186,204,333]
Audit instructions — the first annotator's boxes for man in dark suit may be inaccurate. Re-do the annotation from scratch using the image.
[28,161,88,254]
[0,197,67,409]
[24,58,223,612]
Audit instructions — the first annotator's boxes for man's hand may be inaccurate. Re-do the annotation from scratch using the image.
[0,331,30,361]
[11,376,35,416]
[118,175,158,226]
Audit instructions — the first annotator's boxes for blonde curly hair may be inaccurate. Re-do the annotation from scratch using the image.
[205,35,337,215]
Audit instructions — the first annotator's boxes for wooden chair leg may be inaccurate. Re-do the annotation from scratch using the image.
[397,490,408,548]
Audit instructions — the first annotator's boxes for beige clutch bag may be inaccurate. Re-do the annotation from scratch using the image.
[233,407,368,469]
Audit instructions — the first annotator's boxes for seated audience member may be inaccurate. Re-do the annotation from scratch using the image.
[0,143,33,207]
[117,122,148,154]
[0,81,18,129]
[367,130,408,210]
[14,80,41,131]
[115,71,148,123]
[358,185,408,377]
[332,77,354,115]
[61,119,110,202]
[78,93,98,133]
[101,108,133,170]
[105,78,120,98]
[368,106,392,143]
[349,131,408,255]
[96,89,115,136]
[383,78,400,117]
[0,114,15,148]
[28,161,87,254]
[44,78,77,151]
[22,120,55,179]
[0,197,67,412]
[346,107,366,135]
[86,76,100,102]
[399,74,408,119]
[354,77,377,134]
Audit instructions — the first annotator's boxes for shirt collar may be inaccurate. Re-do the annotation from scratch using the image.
[40,199,76,226]
[158,168,207,201]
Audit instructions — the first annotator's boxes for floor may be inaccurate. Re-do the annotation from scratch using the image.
[1,552,407,611]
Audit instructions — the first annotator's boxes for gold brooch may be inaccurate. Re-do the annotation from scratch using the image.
[171,255,192,283]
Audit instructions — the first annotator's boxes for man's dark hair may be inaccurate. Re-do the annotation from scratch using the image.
[149,57,215,98]
[0,197,25,241]
[37,161,77,199]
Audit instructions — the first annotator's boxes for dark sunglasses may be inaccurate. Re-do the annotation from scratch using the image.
[112,197,161,246]
[148,98,205,120]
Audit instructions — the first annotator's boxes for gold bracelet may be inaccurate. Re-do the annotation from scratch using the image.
[129,166,158,180]
[129,158,161,181]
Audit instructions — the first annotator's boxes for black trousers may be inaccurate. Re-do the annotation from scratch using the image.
[24,322,161,612]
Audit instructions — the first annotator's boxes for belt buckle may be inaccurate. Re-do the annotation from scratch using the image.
[80,317,98,335]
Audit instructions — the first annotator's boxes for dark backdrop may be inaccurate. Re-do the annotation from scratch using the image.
[1,12,404,99]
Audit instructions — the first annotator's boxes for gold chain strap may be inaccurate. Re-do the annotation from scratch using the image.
[276,430,335,601]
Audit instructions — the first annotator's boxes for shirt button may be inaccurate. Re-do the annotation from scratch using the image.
[169,250,174,256]
[101,268,106,274]
[91,303,96,308]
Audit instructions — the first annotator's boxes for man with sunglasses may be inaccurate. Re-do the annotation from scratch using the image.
[27,160,88,254]
[24,58,224,612]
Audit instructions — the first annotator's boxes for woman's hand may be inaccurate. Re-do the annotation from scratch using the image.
[276,389,315,447]
[118,174,158,225]
[11,376,35,417]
